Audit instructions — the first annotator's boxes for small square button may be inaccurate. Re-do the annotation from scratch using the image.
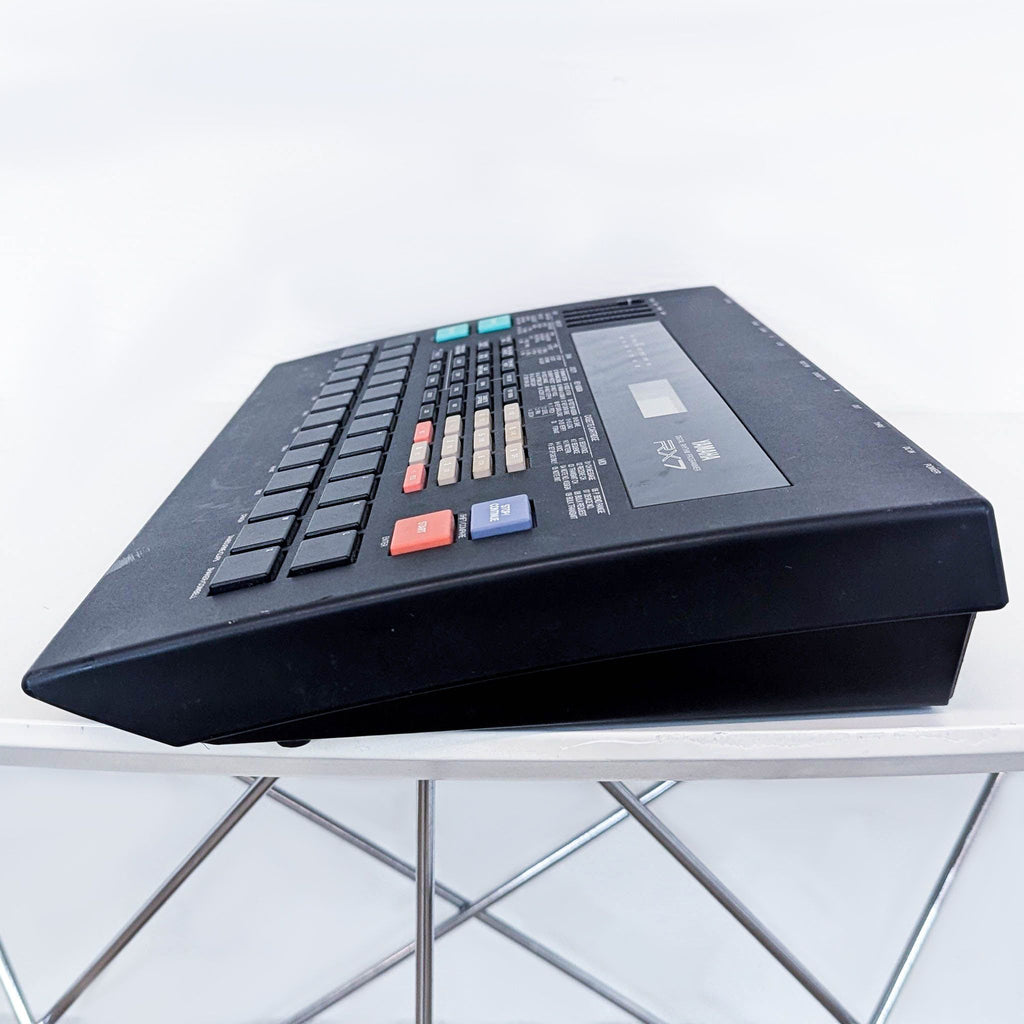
[437,456,459,486]
[320,474,375,506]
[277,443,329,470]
[413,420,434,444]
[289,531,358,574]
[306,500,367,536]
[403,463,427,493]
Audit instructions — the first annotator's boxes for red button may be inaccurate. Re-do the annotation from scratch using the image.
[390,510,455,555]
[413,420,434,444]
[402,464,427,493]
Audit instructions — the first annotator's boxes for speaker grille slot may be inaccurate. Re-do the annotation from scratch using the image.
[561,297,655,329]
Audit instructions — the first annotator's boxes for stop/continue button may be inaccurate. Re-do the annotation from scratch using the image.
[390,509,455,556]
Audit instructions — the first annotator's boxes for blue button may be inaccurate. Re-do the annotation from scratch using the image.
[470,494,533,540]
[435,323,469,343]
[477,314,512,334]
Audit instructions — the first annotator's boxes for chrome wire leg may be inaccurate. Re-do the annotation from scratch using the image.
[870,772,1004,1024]
[0,935,34,1024]
[601,781,859,1024]
[40,776,277,1024]
[279,781,676,1024]
[416,781,435,1024]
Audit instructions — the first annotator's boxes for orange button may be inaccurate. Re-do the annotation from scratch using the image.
[390,510,455,555]
[402,464,427,493]
[413,420,434,444]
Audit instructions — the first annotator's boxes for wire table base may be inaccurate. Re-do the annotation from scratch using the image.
[0,773,1004,1024]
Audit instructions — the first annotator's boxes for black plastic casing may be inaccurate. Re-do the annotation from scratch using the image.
[23,288,1008,744]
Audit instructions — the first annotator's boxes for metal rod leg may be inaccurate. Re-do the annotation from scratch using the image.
[416,780,435,1024]
[601,781,859,1024]
[280,781,677,1024]
[870,772,1004,1024]
[0,935,34,1024]
[41,776,277,1024]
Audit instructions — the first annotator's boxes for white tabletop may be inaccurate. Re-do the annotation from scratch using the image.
[3,399,1020,779]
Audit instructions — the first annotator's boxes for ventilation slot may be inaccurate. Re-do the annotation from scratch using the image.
[560,297,655,329]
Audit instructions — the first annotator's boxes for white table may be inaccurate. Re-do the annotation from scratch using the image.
[1,408,1019,1024]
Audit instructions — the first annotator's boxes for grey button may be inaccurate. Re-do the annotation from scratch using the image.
[348,412,394,435]
[375,356,411,374]
[440,434,460,459]
[363,381,403,402]
[474,409,491,430]
[319,474,374,506]
[249,488,308,521]
[355,396,399,417]
[320,381,356,397]
[291,424,338,447]
[473,427,490,452]
[311,394,351,413]
[409,441,430,465]
[277,444,329,470]
[505,442,527,473]
[326,367,363,384]
[305,501,367,537]
[231,515,295,554]
[437,456,459,486]
[335,352,372,368]
[302,408,345,429]
[504,420,523,444]
[366,369,406,388]
[265,464,318,494]
[329,451,383,480]
[503,401,520,423]
[339,431,387,457]
[209,547,280,593]
[443,414,461,436]
[289,531,358,574]
[472,450,493,479]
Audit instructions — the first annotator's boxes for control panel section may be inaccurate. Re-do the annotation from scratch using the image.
[572,320,789,507]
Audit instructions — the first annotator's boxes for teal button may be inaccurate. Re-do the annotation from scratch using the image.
[434,322,469,343]
[477,314,512,334]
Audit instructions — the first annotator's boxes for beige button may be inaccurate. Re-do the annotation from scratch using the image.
[440,434,460,459]
[437,456,459,486]
[502,402,520,424]
[443,414,462,437]
[504,420,523,444]
[472,450,493,479]
[472,427,490,452]
[505,442,526,473]
[409,441,430,465]
[473,408,491,431]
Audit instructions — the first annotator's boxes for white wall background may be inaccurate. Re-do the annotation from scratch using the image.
[2,1,1022,1022]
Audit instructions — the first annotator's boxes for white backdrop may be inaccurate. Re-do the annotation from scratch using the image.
[2,2,1022,1022]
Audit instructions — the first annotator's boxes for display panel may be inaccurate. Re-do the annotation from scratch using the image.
[572,320,789,507]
